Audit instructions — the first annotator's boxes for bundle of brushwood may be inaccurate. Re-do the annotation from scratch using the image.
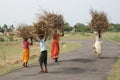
[33,21,50,38]
[33,11,64,39]
[40,11,64,32]
[17,24,35,39]
[89,10,110,32]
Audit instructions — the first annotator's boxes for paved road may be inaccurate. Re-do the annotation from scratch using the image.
[0,40,120,80]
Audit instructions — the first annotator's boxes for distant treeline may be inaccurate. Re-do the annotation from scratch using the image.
[64,23,120,32]
[0,23,120,33]
[0,24,14,33]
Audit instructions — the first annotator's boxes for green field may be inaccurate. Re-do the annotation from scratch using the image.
[0,40,40,64]
[63,32,120,42]
[62,32,93,40]
[103,32,120,43]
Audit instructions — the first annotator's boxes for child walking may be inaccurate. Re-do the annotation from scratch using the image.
[22,37,33,67]
[39,35,48,73]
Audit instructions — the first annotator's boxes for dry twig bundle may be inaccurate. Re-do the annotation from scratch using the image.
[33,10,64,38]
[89,10,110,32]
[33,21,50,38]
[17,24,34,39]
[17,11,65,40]
[40,11,64,32]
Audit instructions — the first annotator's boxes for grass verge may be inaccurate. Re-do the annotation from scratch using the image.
[107,57,120,80]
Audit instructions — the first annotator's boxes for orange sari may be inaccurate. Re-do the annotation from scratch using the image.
[51,33,61,59]
[22,49,30,62]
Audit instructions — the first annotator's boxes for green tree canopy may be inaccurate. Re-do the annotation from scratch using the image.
[3,24,8,32]
[74,23,91,32]
[64,22,73,32]
[107,23,120,32]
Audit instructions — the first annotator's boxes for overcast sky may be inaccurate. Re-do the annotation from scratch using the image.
[0,0,120,26]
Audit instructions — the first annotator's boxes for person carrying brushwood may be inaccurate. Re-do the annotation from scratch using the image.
[89,10,110,59]
[35,32,48,73]
[93,31,102,58]
[51,30,64,62]
[22,37,33,67]
[39,35,48,73]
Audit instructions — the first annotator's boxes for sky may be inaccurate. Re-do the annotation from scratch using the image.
[0,0,120,27]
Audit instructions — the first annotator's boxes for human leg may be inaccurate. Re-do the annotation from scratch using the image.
[43,51,48,73]
[39,52,44,72]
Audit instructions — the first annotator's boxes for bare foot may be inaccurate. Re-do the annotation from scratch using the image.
[44,70,48,73]
[97,54,102,59]
[39,70,44,73]
[23,63,25,67]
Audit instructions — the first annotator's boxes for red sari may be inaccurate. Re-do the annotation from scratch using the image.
[51,33,61,60]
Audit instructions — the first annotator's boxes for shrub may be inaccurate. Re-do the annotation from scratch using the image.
[0,37,5,42]
[7,36,14,41]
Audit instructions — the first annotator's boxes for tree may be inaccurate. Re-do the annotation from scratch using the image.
[74,23,90,32]
[3,24,8,32]
[107,23,120,32]
[0,26,4,33]
[64,22,73,32]
[8,24,14,32]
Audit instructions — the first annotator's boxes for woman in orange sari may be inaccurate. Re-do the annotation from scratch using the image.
[22,37,33,67]
[51,30,64,62]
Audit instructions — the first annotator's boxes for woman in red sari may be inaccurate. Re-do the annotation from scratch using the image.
[51,30,64,62]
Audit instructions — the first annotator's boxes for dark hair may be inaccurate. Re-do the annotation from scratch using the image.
[98,31,101,39]
[54,30,57,33]
[39,35,44,39]
[23,37,28,41]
